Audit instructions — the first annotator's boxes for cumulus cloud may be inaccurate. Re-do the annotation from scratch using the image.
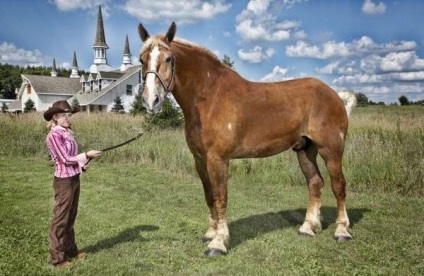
[49,0,111,17]
[261,65,291,82]
[122,0,231,24]
[235,0,304,41]
[379,51,424,72]
[362,0,386,15]
[238,46,275,63]
[286,36,416,59]
[0,42,45,66]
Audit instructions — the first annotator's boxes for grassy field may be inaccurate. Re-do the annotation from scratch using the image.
[0,106,424,275]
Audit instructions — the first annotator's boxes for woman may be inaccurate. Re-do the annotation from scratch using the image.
[44,100,102,268]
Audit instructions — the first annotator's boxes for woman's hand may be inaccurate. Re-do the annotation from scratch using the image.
[86,150,102,158]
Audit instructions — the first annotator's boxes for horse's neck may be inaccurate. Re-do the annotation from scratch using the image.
[172,47,222,115]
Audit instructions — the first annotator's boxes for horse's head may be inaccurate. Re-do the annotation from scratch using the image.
[138,22,177,114]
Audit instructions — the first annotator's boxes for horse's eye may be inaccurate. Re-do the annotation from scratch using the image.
[165,57,172,63]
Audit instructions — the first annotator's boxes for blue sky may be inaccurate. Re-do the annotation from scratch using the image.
[1,0,424,104]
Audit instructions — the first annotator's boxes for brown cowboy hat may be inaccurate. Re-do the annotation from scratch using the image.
[43,100,80,121]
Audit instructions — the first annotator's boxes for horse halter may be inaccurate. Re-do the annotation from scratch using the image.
[142,55,176,94]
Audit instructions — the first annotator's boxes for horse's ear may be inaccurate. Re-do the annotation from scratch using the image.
[138,23,150,42]
[165,22,176,43]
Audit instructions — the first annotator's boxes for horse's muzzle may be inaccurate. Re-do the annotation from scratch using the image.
[143,96,162,114]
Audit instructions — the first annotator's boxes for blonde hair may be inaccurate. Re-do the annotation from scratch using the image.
[46,120,57,132]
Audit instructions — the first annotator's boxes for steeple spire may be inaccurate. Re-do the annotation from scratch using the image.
[50,58,57,77]
[90,5,112,73]
[120,34,133,72]
[93,5,109,49]
[70,51,80,78]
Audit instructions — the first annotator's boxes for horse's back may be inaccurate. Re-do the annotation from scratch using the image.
[205,77,348,158]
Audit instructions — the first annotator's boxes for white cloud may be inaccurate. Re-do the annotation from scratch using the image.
[0,42,45,66]
[122,0,231,24]
[283,0,309,9]
[362,0,386,15]
[380,51,424,72]
[238,46,275,63]
[49,0,105,11]
[286,36,416,59]
[390,71,424,81]
[261,65,290,82]
[223,31,232,38]
[49,0,111,17]
[235,1,304,41]
[316,61,340,75]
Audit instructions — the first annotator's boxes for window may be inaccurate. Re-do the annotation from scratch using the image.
[27,83,32,94]
[126,85,133,95]
[99,79,102,91]
[90,81,93,92]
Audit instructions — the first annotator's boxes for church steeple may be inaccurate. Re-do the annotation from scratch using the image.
[120,34,133,72]
[50,58,57,77]
[70,51,80,78]
[90,5,112,73]
[93,5,108,49]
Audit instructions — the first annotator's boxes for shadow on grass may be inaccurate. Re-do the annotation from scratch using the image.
[82,225,159,253]
[229,207,370,248]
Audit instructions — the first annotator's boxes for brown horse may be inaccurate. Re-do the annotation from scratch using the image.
[137,22,356,256]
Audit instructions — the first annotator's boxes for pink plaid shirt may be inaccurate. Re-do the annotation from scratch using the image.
[46,126,88,178]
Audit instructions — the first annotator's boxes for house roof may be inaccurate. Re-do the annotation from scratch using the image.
[72,65,140,105]
[22,74,81,95]
[98,71,125,80]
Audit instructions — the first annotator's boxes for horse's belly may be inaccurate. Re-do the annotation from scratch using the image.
[233,138,296,158]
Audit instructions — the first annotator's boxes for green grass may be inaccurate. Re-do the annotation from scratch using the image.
[1,107,424,274]
[1,158,423,275]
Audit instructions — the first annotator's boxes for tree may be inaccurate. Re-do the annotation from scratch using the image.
[148,96,183,129]
[112,96,125,113]
[130,91,145,115]
[71,98,80,110]
[356,93,369,107]
[23,98,35,113]
[398,95,409,106]
[221,54,235,69]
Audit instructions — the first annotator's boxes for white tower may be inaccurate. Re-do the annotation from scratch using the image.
[70,51,80,78]
[120,34,133,72]
[89,5,112,73]
[50,58,57,77]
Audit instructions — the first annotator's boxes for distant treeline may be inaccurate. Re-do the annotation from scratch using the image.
[0,63,86,99]
[1,63,422,105]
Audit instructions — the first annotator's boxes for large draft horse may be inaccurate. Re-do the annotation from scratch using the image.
[138,22,356,256]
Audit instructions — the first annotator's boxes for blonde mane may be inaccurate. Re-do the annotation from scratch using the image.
[140,35,220,64]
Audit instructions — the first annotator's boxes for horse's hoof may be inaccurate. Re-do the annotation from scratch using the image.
[202,238,212,244]
[298,232,314,237]
[204,248,227,257]
[336,236,352,242]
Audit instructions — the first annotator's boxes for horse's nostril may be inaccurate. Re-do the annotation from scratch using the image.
[153,96,160,106]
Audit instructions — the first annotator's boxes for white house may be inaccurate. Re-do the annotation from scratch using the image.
[9,5,141,114]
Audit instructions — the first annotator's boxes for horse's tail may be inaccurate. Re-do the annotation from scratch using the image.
[338,90,357,117]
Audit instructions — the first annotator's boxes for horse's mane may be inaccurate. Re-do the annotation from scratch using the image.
[141,35,221,66]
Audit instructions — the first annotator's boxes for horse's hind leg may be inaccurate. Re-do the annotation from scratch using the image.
[319,147,352,242]
[296,144,324,236]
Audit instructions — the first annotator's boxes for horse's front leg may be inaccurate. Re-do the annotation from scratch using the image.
[203,154,230,256]
[194,157,218,244]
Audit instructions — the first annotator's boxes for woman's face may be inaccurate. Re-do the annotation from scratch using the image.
[54,112,72,128]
